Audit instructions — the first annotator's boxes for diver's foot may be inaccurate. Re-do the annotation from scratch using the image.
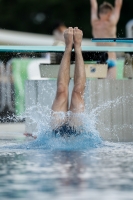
[73,27,83,50]
[64,27,73,50]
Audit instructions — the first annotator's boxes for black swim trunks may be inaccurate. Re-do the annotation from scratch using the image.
[53,124,80,137]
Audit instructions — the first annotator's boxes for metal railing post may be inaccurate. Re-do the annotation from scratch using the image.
[6,60,15,112]
[0,61,6,112]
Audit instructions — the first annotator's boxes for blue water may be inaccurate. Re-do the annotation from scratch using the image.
[0,140,133,200]
[0,108,133,200]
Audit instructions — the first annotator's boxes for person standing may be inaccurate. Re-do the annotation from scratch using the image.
[90,0,123,79]
[52,21,67,45]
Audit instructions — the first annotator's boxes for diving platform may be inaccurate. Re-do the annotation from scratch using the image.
[0,45,133,52]
[92,38,133,43]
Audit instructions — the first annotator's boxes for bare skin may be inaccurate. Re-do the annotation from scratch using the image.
[51,27,86,129]
[70,28,86,113]
[90,0,123,79]
[53,25,67,44]
[24,27,86,137]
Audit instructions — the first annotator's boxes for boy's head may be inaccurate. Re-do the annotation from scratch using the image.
[99,2,114,20]
[52,21,67,34]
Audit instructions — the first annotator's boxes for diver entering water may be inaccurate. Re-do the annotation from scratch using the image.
[90,0,123,79]
[51,27,86,137]
[24,27,85,139]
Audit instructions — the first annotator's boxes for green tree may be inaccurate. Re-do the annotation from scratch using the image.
[0,0,131,38]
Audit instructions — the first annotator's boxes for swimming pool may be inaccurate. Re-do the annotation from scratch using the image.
[0,130,133,200]
[0,45,133,200]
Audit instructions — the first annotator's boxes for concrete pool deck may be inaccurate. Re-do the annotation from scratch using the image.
[0,123,25,140]
[0,122,133,143]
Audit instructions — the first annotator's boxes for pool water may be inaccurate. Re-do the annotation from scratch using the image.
[0,133,133,200]
[0,105,133,200]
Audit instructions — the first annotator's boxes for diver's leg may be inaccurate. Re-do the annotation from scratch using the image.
[52,27,73,112]
[70,27,86,113]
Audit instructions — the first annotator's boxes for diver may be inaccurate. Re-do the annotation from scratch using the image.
[24,27,86,139]
[90,0,123,79]
[51,27,86,137]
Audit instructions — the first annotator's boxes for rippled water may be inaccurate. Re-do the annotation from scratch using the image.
[0,137,133,200]
[0,103,133,200]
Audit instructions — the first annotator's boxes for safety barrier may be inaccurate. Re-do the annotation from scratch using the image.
[0,45,133,52]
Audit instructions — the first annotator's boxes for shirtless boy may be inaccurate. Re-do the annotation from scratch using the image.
[90,0,123,79]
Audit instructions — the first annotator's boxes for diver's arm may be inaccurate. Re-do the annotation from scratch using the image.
[110,0,123,23]
[90,0,98,25]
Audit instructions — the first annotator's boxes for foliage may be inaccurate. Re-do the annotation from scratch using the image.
[0,0,131,38]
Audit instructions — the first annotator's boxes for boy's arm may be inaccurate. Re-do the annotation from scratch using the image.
[90,0,98,24]
[110,0,123,23]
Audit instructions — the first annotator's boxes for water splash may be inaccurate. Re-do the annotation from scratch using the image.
[2,79,133,150]
[6,104,102,150]
[4,92,133,150]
